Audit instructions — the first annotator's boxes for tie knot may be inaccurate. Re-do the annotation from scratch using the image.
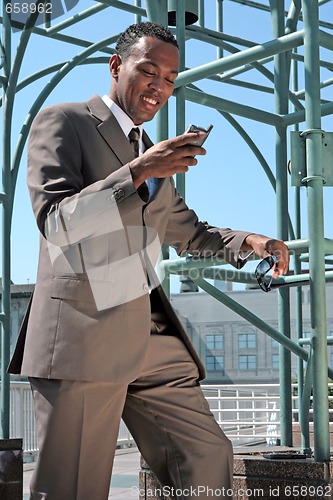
[129,127,140,142]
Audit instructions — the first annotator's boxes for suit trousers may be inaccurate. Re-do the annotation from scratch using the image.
[29,334,233,500]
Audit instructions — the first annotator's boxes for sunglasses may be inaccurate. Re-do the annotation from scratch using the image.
[255,255,278,292]
[255,255,307,292]
[254,255,308,292]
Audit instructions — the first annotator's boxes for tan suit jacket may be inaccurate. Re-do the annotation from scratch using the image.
[9,94,251,384]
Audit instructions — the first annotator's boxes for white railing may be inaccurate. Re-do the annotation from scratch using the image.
[202,384,281,446]
[8,381,333,458]
[202,383,333,447]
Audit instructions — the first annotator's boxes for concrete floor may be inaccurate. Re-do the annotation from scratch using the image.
[23,447,140,499]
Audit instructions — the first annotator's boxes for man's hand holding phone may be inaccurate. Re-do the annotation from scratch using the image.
[184,124,213,147]
[130,124,213,188]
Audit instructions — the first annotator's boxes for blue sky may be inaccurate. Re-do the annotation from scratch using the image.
[3,0,333,291]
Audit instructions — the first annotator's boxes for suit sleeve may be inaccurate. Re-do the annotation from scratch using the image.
[164,178,252,268]
[27,106,145,246]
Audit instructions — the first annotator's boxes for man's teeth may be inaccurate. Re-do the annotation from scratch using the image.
[142,97,157,105]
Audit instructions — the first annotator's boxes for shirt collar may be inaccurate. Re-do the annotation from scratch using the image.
[102,95,144,140]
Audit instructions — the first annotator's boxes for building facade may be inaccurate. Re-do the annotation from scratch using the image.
[171,280,333,384]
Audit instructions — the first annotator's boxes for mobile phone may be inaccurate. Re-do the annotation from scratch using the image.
[184,124,213,146]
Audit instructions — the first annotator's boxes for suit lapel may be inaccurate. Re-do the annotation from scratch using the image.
[86,94,134,165]
[86,95,164,197]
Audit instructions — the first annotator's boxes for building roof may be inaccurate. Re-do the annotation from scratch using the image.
[0,279,34,298]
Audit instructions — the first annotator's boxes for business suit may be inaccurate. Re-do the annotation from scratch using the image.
[9,94,251,498]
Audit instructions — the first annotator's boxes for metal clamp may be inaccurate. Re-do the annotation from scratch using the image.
[289,130,333,187]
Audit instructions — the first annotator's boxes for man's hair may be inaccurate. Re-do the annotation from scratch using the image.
[115,21,179,58]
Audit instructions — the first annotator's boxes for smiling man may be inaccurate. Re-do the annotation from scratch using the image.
[9,22,289,500]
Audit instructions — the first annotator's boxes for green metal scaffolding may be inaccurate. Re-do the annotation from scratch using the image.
[1,0,333,463]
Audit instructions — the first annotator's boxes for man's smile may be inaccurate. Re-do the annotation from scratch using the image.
[141,95,158,106]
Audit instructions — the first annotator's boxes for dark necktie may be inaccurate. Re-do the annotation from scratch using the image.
[129,127,158,199]
[128,127,140,158]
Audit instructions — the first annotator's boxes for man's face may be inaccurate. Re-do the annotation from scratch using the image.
[109,36,179,125]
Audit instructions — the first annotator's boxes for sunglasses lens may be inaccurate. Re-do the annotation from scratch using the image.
[255,255,277,292]
[256,260,271,277]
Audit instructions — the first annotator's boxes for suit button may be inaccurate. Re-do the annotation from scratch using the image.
[142,284,149,293]
[144,208,150,216]
[114,189,125,200]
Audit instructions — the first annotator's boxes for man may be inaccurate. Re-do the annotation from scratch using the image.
[9,22,289,499]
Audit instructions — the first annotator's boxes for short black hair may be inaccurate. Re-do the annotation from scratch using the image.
[115,21,179,59]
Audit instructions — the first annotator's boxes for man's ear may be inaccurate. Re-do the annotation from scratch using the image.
[109,54,122,79]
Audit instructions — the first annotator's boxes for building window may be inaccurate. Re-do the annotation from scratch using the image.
[238,333,256,350]
[239,355,257,371]
[272,339,279,349]
[206,334,224,350]
[330,352,333,367]
[206,355,224,372]
[272,353,279,370]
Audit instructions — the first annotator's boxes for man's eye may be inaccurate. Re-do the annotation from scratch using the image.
[165,78,175,85]
[143,70,155,76]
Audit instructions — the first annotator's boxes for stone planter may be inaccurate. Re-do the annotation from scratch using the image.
[0,439,23,500]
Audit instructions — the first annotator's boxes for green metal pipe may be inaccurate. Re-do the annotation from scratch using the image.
[291,49,333,72]
[216,0,223,60]
[83,0,146,18]
[145,0,167,25]
[0,0,49,441]
[44,2,111,36]
[174,0,186,200]
[198,268,333,285]
[299,337,333,346]
[283,101,333,127]
[156,63,170,297]
[270,0,293,447]
[198,0,204,27]
[294,77,333,100]
[185,87,283,126]
[319,29,333,51]
[150,0,170,295]
[230,0,333,31]
[302,0,330,463]
[185,23,331,130]
[300,350,313,456]
[1,0,12,439]
[186,24,306,113]
[217,111,299,238]
[0,17,115,55]
[134,0,142,24]
[291,46,309,453]
[175,29,304,88]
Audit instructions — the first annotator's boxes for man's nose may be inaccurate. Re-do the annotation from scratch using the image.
[149,76,164,93]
